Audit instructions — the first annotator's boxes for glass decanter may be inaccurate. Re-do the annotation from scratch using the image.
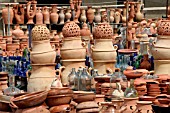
[68,68,77,90]
[124,79,138,98]
[79,68,92,91]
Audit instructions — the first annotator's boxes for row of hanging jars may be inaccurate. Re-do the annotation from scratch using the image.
[2,1,143,25]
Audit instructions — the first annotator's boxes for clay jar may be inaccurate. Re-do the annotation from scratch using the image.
[114,9,121,24]
[122,8,127,23]
[59,8,65,24]
[14,4,24,24]
[2,5,14,24]
[94,8,101,23]
[87,6,94,24]
[109,9,115,23]
[12,25,24,39]
[136,101,152,113]
[50,5,59,24]
[135,2,143,22]
[123,97,138,113]
[65,9,71,22]
[36,7,43,25]
[27,1,36,24]
[80,9,87,23]
[43,6,50,24]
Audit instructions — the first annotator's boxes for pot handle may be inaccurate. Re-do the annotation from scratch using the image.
[51,44,56,51]
[113,45,118,50]
[106,68,113,74]
[82,41,87,47]
[152,41,156,46]
[27,47,32,52]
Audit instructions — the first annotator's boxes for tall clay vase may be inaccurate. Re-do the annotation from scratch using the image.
[14,4,24,24]
[80,9,87,23]
[114,9,121,24]
[129,2,135,23]
[65,9,71,22]
[50,5,59,24]
[59,8,65,24]
[135,2,143,22]
[123,97,138,113]
[43,6,50,24]
[87,6,94,24]
[94,8,101,23]
[122,8,127,23]
[2,5,14,24]
[36,7,43,25]
[109,9,115,23]
[27,1,36,24]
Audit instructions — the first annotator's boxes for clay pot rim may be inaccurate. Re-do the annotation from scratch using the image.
[118,49,138,54]
[93,60,116,63]
[73,91,94,94]
[124,97,139,100]
[94,39,113,41]
[61,59,86,62]
[137,101,152,104]
[63,36,81,40]
[31,63,56,66]
[50,87,70,90]
[139,96,156,99]
[100,102,112,105]
[32,40,50,43]
[47,94,73,98]
[30,50,56,54]
[60,48,86,51]
[6,43,20,45]
[0,72,8,75]
[95,94,105,98]
[92,49,117,52]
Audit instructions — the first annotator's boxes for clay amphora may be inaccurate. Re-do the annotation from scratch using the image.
[36,7,43,25]
[43,6,50,24]
[65,9,71,22]
[136,2,143,22]
[12,25,24,39]
[109,9,115,23]
[2,5,14,24]
[50,5,59,24]
[114,9,121,24]
[59,8,65,24]
[87,6,94,24]
[14,4,24,24]
[122,8,127,23]
[80,9,87,23]
[94,8,101,23]
[27,1,36,24]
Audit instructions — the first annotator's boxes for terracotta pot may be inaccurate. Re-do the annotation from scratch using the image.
[46,94,72,107]
[80,9,87,23]
[154,60,170,75]
[61,59,86,85]
[31,40,54,53]
[65,9,71,22]
[36,7,43,25]
[93,39,115,50]
[27,1,36,24]
[135,3,143,22]
[136,101,152,113]
[6,43,20,51]
[94,8,101,23]
[73,91,95,103]
[14,4,24,24]
[12,25,24,38]
[60,48,86,60]
[0,95,11,112]
[87,6,94,24]
[157,20,170,35]
[139,96,156,102]
[2,5,14,24]
[43,6,50,24]
[50,104,70,113]
[59,8,65,24]
[3,36,12,44]
[0,42,6,51]
[48,87,73,96]
[93,60,116,75]
[10,91,48,109]
[114,9,121,24]
[30,50,56,63]
[50,5,59,24]
[122,8,126,23]
[158,98,170,104]
[20,41,28,50]
[80,23,91,37]
[109,9,115,23]
[123,97,138,113]
[123,70,144,80]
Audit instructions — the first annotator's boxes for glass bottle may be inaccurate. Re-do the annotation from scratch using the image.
[75,68,82,91]
[68,68,77,90]
[124,79,138,98]
[91,69,99,90]
[79,68,92,91]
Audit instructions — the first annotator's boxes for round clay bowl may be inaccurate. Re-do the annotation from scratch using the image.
[139,96,156,101]
[73,91,96,103]
[11,90,48,109]
[147,84,159,87]
[124,71,144,79]
[49,104,70,113]
[48,87,73,96]
[158,98,170,104]
[46,94,72,107]
[148,88,161,92]
[0,95,11,112]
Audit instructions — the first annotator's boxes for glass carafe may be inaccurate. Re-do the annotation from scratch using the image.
[124,79,138,98]
[68,68,77,90]
[79,68,92,91]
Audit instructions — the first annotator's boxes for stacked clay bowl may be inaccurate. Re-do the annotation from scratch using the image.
[135,80,147,96]
[147,82,161,97]
[73,91,99,113]
[46,87,73,113]
[0,72,8,94]
[153,94,170,108]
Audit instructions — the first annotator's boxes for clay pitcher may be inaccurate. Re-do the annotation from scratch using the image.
[87,6,94,24]
[94,8,101,23]
[136,2,143,22]
[36,7,43,25]
[50,5,59,24]
[2,5,14,24]
[59,8,65,24]
[43,6,50,24]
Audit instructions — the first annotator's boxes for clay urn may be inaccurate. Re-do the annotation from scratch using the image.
[65,8,71,22]
[87,6,94,24]
[36,7,43,25]
[50,5,59,24]
[135,2,144,22]
[80,23,91,40]
[2,5,14,24]
[14,4,24,24]
[94,8,101,23]
[43,6,50,24]
[27,1,37,24]
[12,25,24,39]
[80,9,87,23]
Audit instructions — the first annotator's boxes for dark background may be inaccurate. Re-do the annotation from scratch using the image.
[37,0,70,5]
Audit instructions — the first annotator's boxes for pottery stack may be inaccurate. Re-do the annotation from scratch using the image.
[147,82,161,97]
[151,20,170,75]
[27,25,57,93]
[60,21,86,85]
[135,80,147,96]
[0,72,8,95]
[92,22,117,75]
